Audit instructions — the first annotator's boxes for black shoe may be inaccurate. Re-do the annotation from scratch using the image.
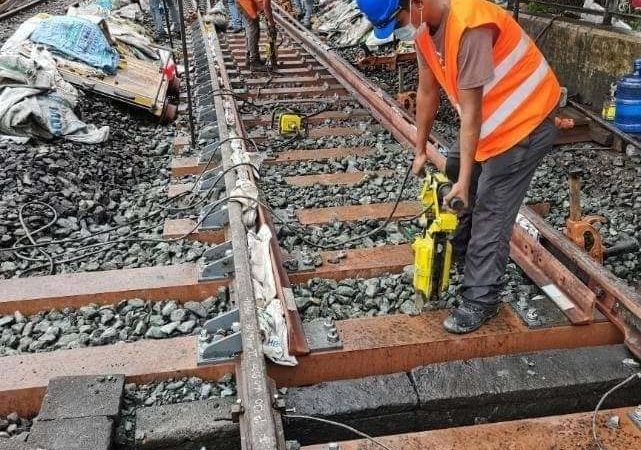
[231,26,243,33]
[443,302,499,334]
[249,60,268,72]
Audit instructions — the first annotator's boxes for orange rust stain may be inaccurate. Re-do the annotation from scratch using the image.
[302,407,641,450]
[297,201,421,225]
[285,170,395,187]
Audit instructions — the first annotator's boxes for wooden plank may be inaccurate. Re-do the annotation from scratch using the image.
[301,407,641,450]
[0,309,621,417]
[265,147,372,164]
[268,308,622,387]
[171,156,204,177]
[288,244,413,283]
[0,336,235,417]
[163,219,227,244]
[243,85,348,98]
[232,74,336,87]
[170,147,374,176]
[285,170,395,187]
[242,110,370,127]
[297,201,422,225]
[252,126,369,142]
[0,264,227,315]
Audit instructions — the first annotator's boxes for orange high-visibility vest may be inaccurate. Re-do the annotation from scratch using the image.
[415,0,561,161]
[237,0,265,19]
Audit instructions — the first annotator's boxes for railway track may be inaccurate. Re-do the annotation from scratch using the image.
[1,1,641,449]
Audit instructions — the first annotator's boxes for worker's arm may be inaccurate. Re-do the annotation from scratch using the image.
[263,0,275,26]
[414,63,443,175]
[443,86,483,209]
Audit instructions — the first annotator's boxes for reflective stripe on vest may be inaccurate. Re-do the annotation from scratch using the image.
[483,31,530,96]
[481,57,551,139]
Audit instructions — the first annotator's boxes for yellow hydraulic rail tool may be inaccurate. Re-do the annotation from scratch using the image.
[412,173,463,309]
[271,107,307,136]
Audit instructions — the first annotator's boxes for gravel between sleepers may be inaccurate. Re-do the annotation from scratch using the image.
[0,294,230,357]
[115,374,237,449]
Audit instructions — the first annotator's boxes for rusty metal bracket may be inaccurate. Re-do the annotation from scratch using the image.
[397,91,417,116]
[510,219,596,325]
[565,168,606,263]
[199,240,234,281]
[356,52,417,71]
[520,206,641,358]
[303,318,344,352]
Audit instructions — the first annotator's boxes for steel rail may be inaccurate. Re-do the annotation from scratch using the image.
[524,0,641,23]
[194,8,286,450]
[0,0,46,20]
[207,13,309,357]
[520,206,641,357]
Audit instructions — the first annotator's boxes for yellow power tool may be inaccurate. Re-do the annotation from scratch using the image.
[271,108,307,136]
[412,172,464,309]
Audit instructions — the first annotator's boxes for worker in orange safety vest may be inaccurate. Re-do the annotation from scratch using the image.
[237,0,276,71]
[356,0,562,334]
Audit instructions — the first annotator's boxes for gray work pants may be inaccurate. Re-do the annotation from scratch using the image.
[444,116,558,309]
[239,7,261,63]
[292,0,313,20]
[227,0,243,29]
[149,0,179,36]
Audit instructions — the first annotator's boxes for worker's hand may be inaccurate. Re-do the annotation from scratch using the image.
[411,152,428,177]
[443,181,469,212]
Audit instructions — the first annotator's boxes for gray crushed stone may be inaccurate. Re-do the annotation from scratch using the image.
[0,294,230,357]
[0,412,31,442]
[115,374,237,449]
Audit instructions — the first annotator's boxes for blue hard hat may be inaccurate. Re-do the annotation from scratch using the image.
[356,0,401,39]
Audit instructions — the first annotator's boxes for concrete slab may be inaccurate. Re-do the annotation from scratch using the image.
[39,375,124,421]
[284,373,419,445]
[0,440,43,450]
[28,416,113,450]
[411,345,641,427]
[285,373,417,419]
[135,397,239,450]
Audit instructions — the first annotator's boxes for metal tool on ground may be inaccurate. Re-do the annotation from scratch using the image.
[267,25,279,70]
[270,103,331,136]
[565,167,607,263]
[412,173,464,309]
[272,108,307,136]
[177,0,196,147]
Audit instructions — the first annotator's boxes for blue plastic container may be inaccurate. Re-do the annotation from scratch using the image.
[615,59,641,134]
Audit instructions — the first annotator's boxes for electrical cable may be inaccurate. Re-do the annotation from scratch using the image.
[5,113,416,272]
[6,145,260,273]
[535,14,564,45]
[4,140,259,254]
[268,163,413,250]
[8,161,260,270]
[223,162,415,251]
[283,414,396,450]
[591,372,641,450]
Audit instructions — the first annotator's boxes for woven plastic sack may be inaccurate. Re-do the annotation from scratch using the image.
[30,16,120,74]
